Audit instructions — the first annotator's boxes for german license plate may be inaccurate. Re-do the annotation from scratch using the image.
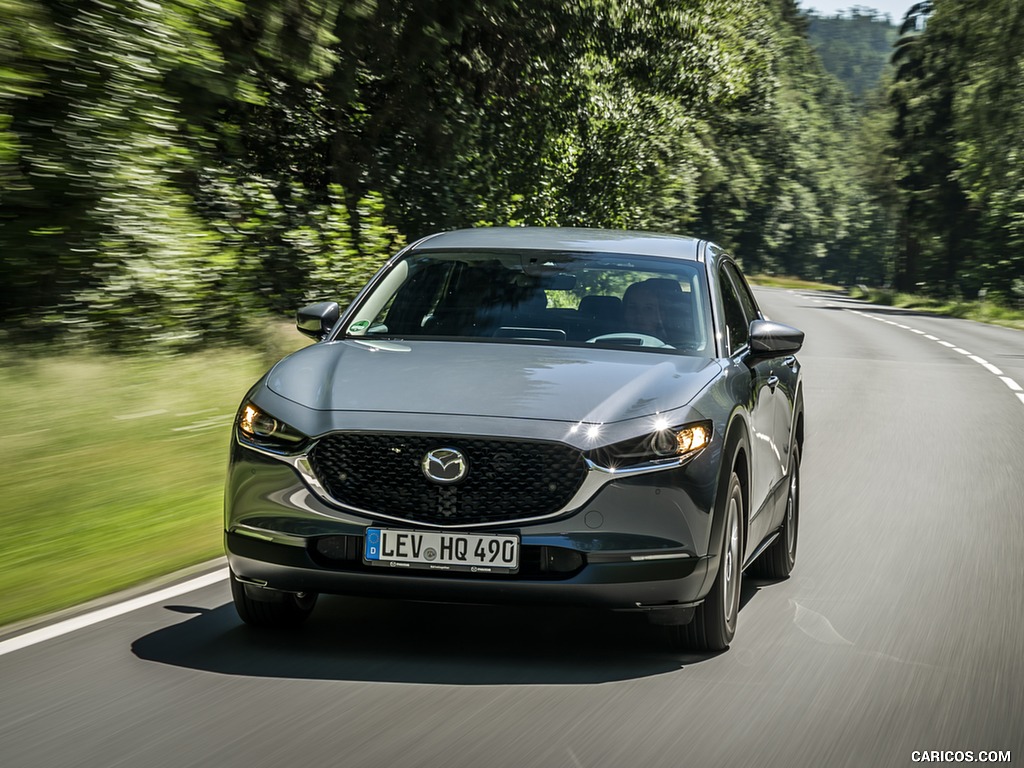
[364,528,519,574]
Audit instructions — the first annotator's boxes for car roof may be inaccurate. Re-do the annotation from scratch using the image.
[411,227,704,261]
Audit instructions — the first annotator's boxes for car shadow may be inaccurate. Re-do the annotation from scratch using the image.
[132,581,768,685]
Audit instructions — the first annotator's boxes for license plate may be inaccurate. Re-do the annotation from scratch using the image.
[364,528,519,574]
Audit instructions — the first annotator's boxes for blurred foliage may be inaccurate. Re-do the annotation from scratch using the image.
[807,7,897,100]
[1,0,1022,351]
[890,0,1024,302]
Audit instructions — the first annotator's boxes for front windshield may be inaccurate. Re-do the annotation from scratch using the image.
[342,248,712,355]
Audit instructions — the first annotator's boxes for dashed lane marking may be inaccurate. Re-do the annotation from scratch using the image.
[854,309,1023,408]
[969,356,1004,376]
[762,296,1020,406]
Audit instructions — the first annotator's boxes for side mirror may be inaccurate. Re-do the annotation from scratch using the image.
[748,319,804,357]
[296,302,340,340]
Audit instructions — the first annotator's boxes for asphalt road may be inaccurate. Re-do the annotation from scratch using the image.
[2,288,1023,768]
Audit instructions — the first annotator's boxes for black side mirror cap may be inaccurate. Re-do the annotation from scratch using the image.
[296,302,340,340]
[748,319,804,356]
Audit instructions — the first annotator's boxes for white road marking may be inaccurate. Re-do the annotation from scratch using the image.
[0,569,228,657]
[851,309,1023,410]
[969,356,1003,376]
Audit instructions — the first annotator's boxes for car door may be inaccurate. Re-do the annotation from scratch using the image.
[718,261,781,555]
[729,265,800,527]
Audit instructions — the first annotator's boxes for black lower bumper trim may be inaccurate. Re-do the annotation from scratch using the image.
[225,531,709,611]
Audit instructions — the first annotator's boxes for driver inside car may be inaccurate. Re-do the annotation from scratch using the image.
[622,278,686,341]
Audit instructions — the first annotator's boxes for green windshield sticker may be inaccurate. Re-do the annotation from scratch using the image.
[348,320,371,334]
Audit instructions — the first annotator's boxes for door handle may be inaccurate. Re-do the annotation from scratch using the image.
[767,375,780,392]
[783,356,797,370]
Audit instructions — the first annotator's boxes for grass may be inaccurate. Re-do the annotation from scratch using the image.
[0,327,309,628]
[747,274,845,292]
[847,286,1024,331]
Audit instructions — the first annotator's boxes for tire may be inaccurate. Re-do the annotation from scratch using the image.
[750,444,800,580]
[229,570,318,628]
[670,471,743,652]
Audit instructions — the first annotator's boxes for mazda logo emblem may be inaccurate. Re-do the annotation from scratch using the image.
[422,447,468,485]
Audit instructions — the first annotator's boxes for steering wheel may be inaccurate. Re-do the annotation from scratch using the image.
[585,333,674,348]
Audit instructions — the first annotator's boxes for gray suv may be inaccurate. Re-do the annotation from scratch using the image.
[225,227,804,651]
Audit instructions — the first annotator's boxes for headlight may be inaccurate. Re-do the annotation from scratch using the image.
[586,420,712,470]
[236,402,308,453]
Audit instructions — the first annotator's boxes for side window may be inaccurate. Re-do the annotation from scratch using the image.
[726,263,760,323]
[719,264,753,355]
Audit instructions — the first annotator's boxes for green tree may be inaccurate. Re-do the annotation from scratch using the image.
[946,0,1024,300]
[807,7,898,100]
[694,0,862,280]
[889,0,1024,301]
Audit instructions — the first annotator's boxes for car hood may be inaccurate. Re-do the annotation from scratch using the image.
[267,339,721,425]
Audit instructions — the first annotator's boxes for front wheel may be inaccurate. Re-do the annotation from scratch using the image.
[230,570,318,628]
[669,471,743,652]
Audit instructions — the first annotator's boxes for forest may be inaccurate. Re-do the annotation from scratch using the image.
[1,0,1022,351]
[808,5,896,100]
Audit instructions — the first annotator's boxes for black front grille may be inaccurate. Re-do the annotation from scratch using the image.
[307,433,588,526]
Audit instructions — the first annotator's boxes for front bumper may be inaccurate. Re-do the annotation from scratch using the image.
[227,532,710,611]
[225,440,722,612]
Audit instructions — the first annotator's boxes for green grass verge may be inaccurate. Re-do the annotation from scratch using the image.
[848,286,1024,331]
[0,333,308,627]
[747,274,845,292]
